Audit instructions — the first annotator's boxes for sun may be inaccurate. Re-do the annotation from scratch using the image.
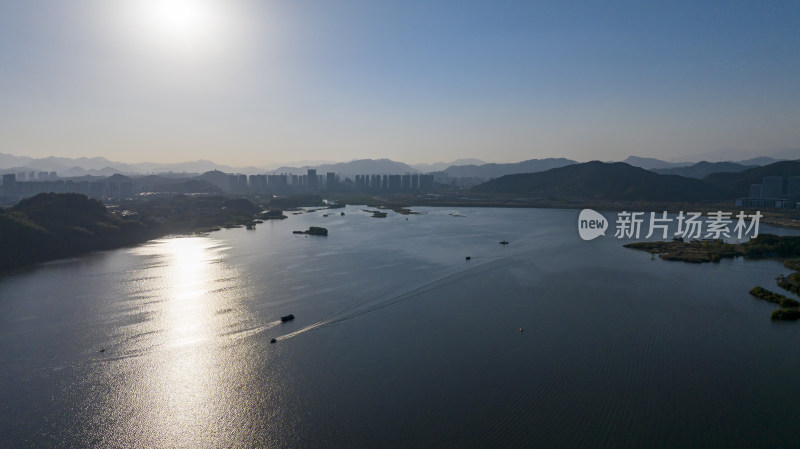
[125,0,228,57]
[146,0,214,43]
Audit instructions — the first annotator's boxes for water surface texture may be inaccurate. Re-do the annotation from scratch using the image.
[2,207,799,448]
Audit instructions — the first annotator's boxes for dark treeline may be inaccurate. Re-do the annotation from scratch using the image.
[0,193,261,274]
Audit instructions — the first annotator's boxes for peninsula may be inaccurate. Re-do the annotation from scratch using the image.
[0,193,261,274]
[625,235,800,321]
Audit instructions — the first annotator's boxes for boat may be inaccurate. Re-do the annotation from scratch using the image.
[465,256,471,260]
[499,240,509,245]
[280,314,295,322]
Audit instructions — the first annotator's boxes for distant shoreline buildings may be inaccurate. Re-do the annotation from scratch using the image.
[0,168,437,205]
[232,169,435,194]
[5,167,800,210]
[736,175,800,208]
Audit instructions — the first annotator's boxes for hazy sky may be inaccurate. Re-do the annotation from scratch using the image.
[1,0,799,166]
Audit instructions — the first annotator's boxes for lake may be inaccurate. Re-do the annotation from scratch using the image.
[1,206,799,448]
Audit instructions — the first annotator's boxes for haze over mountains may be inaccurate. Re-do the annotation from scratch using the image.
[0,154,260,177]
[472,160,800,202]
[1,149,798,180]
[4,148,800,204]
[437,158,577,178]
[651,161,758,179]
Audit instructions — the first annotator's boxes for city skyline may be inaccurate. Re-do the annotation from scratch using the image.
[2,1,799,166]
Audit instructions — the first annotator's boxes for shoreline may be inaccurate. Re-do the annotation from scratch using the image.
[328,194,800,230]
[4,194,800,277]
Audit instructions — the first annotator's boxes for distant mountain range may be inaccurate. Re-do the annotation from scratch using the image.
[71,159,799,201]
[0,153,260,177]
[0,153,473,177]
[411,159,487,172]
[472,160,800,201]
[651,161,757,178]
[673,148,800,164]
[269,159,419,177]
[620,156,781,171]
[621,156,692,170]
[438,158,577,178]
[0,151,796,181]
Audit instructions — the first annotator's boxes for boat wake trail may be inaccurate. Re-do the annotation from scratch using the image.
[276,256,516,341]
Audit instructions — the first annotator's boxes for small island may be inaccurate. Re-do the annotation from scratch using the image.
[261,209,288,220]
[771,308,800,321]
[381,206,423,215]
[363,209,388,218]
[749,286,800,321]
[749,286,800,308]
[293,226,328,236]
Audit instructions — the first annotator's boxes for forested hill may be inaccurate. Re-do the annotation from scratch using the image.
[471,161,730,201]
[0,193,260,274]
[0,193,154,273]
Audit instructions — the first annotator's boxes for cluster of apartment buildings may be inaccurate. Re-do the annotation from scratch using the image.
[736,176,800,208]
[11,171,58,181]
[0,168,438,205]
[230,169,435,194]
[1,173,133,202]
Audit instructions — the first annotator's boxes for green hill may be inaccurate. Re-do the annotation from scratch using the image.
[0,193,153,272]
[471,161,729,201]
[0,193,260,274]
[703,160,800,197]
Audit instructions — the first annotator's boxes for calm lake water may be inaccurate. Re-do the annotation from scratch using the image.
[2,207,800,448]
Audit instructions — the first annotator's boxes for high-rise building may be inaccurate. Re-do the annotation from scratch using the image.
[250,174,267,193]
[419,174,434,191]
[268,174,288,192]
[788,177,800,198]
[227,174,247,192]
[749,184,764,199]
[307,169,318,191]
[388,174,401,191]
[2,173,16,194]
[401,174,411,190]
[763,176,783,198]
